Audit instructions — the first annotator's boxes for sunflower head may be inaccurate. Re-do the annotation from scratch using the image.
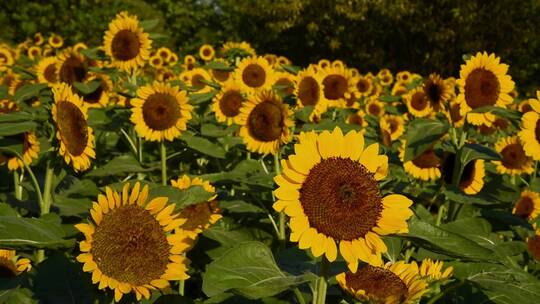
[391,81,409,96]
[199,44,215,61]
[27,46,42,61]
[209,59,232,83]
[274,128,413,271]
[397,71,412,84]
[238,90,294,154]
[401,144,441,181]
[33,32,44,45]
[35,56,58,84]
[212,79,246,125]
[365,97,385,117]
[221,41,256,57]
[3,132,40,171]
[75,182,192,302]
[187,68,214,93]
[337,261,427,304]
[423,73,451,111]
[234,56,275,92]
[51,83,95,172]
[320,66,356,107]
[103,11,152,71]
[273,72,296,97]
[56,48,89,85]
[519,107,540,161]
[513,190,540,221]
[415,258,453,282]
[380,115,405,142]
[347,110,368,129]
[405,87,431,118]
[456,52,515,126]
[79,74,113,108]
[130,82,193,142]
[318,59,331,69]
[48,34,64,48]
[294,67,327,116]
[156,47,172,61]
[528,231,540,261]
[0,249,32,277]
[493,136,534,176]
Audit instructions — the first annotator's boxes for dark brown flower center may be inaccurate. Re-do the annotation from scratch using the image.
[412,149,440,169]
[357,79,370,93]
[459,160,477,190]
[111,29,141,61]
[450,103,463,123]
[179,200,220,231]
[381,130,392,147]
[212,69,230,82]
[344,265,408,303]
[202,48,212,56]
[0,258,17,278]
[368,103,381,116]
[323,74,348,100]
[56,101,88,156]
[275,78,294,96]
[522,103,533,113]
[298,76,320,106]
[348,114,363,126]
[142,93,181,131]
[44,63,57,83]
[464,68,500,109]
[81,80,106,105]
[528,235,540,261]
[300,157,382,240]
[242,64,266,88]
[247,100,284,142]
[191,74,207,90]
[535,119,540,143]
[387,118,399,133]
[501,143,529,169]
[411,91,428,111]
[90,205,170,285]
[515,195,535,219]
[219,90,243,117]
[59,55,87,84]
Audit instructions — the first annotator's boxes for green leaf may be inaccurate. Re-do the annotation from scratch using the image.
[383,236,403,263]
[73,80,101,95]
[181,133,226,159]
[378,95,402,102]
[202,242,316,299]
[280,64,301,75]
[148,185,214,210]
[460,143,501,167]
[404,118,449,162]
[295,106,314,123]
[0,216,74,248]
[205,61,234,71]
[86,155,148,177]
[0,121,37,136]
[0,288,36,304]
[404,218,494,260]
[0,111,33,123]
[200,159,273,188]
[443,186,501,205]
[470,106,522,121]
[0,138,24,155]
[79,47,108,61]
[13,83,48,103]
[189,92,217,104]
[52,195,92,217]
[201,123,238,137]
[140,19,160,31]
[219,200,265,214]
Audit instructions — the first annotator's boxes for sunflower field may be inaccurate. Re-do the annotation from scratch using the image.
[1,9,540,304]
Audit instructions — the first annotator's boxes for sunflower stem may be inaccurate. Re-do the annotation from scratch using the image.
[179,280,185,296]
[13,170,23,201]
[274,152,286,245]
[533,161,538,183]
[293,287,306,304]
[137,134,144,180]
[314,257,329,304]
[42,160,54,215]
[160,141,168,186]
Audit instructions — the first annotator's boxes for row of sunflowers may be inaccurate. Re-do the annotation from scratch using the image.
[1,10,540,304]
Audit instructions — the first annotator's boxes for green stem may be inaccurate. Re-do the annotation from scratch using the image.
[533,161,538,183]
[137,135,144,180]
[436,205,445,226]
[293,287,306,304]
[160,141,167,186]
[13,170,23,200]
[179,280,185,296]
[314,257,330,304]
[426,281,465,304]
[274,152,286,244]
[42,160,54,215]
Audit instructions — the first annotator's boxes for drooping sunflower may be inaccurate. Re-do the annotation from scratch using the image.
[212,79,246,125]
[48,34,64,48]
[440,152,485,194]
[3,132,41,171]
[238,90,294,154]
[52,83,95,172]
[512,190,540,221]
[56,47,89,85]
[75,182,192,302]
[456,52,515,126]
[171,175,221,238]
[234,56,275,92]
[423,73,451,112]
[354,75,373,98]
[130,82,193,142]
[519,94,540,160]
[380,115,405,142]
[35,56,58,85]
[400,145,441,181]
[336,261,427,304]
[365,97,385,117]
[294,67,327,118]
[273,71,296,97]
[405,88,431,118]
[318,59,331,69]
[199,44,215,61]
[274,128,413,271]
[103,11,152,71]
[320,66,357,108]
[493,136,534,175]
[0,249,32,277]
[414,258,453,282]
[187,68,214,93]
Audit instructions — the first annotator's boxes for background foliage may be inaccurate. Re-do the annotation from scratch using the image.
[2,0,540,91]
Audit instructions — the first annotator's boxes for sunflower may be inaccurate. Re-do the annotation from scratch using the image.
[391,81,409,96]
[277,56,291,66]
[4,132,40,171]
[380,115,405,142]
[263,54,277,66]
[168,53,178,65]
[103,11,152,71]
[379,74,394,87]
[56,47,89,85]
[212,79,246,125]
[156,47,171,61]
[33,32,44,46]
[527,230,540,261]
[79,74,113,108]
[199,44,215,61]
[149,55,164,68]
[354,75,373,98]
[171,175,221,238]
[332,60,345,69]
[337,261,427,304]
[401,145,441,181]
[378,68,391,78]
[318,59,331,69]
[493,136,534,175]
[51,83,96,172]
[35,56,58,85]
[234,56,275,92]
[397,71,412,84]
[519,95,540,160]
[320,66,357,108]
[350,68,359,78]
[273,72,296,97]
[221,41,256,57]
[27,46,42,61]
[347,110,368,130]
[130,82,193,142]
[446,100,465,127]
[0,249,32,277]
[73,42,88,54]
[423,73,451,112]
[294,67,327,118]
[238,90,293,154]
[274,128,413,271]
[405,88,431,118]
[458,159,485,195]
[0,47,14,71]
[75,182,192,302]
[48,34,64,48]
[512,190,540,221]
[414,258,453,282]
[365,97,385,117]
[209,59,232,84]
[183,55,197,71]
[456,52,515,126]
[187,68,214,93]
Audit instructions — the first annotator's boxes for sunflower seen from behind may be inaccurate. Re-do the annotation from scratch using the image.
[0,249,32,277]
[51,83,95,172]
[274,128,413,271]
[212,79,246,125]
[75,182,192,302]
[238,90,294,154]
[130,82,193,141]
[103,11,152,71]
[456,52,514,126]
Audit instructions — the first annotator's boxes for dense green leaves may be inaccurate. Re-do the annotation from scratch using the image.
[85,155,149,177]
[181,132,227,159]
[0,216,74,249]
[404,118,449,162]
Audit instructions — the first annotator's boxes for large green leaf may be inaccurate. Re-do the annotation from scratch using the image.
[0,121,37,136]
[200,159,273,188]
[13,83,48,103]
[148,185,215,210]
[201,123,238,137]
[460,143,501,167]
[0,111,33,123]
[404,118,449,162]
[0,216,74,248]
[85,155,149,177]
[73,80,101,95]
[181,133,227,159]
[202,242,316,299]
